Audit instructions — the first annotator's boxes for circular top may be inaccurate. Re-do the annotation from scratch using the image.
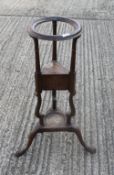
[28,16,81,41]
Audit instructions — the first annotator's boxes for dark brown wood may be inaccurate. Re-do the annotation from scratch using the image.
[15,124,41,157]
[70,38,77,73]
[35,93,44,126]
[41,74,69,90]
[52,20,57,61]
[15,16,96,157]
[52,21,57,110]
[67,93,75,125]
[15,120,96,157]
[52,90,56,110]
[34,38,41,74]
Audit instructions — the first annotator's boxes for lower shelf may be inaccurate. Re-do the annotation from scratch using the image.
[44,108,66,128]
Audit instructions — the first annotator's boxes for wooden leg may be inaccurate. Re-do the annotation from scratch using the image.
[15,124,41,157]
[35,93,44,126]
[67,93,75,125]
[52,90,57,110]
[71,126,96,154]
[15,124,96,157]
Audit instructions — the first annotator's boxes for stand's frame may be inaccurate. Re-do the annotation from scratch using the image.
[15,17,96,157]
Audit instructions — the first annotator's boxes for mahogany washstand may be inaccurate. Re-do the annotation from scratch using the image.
[15,16,96,157]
